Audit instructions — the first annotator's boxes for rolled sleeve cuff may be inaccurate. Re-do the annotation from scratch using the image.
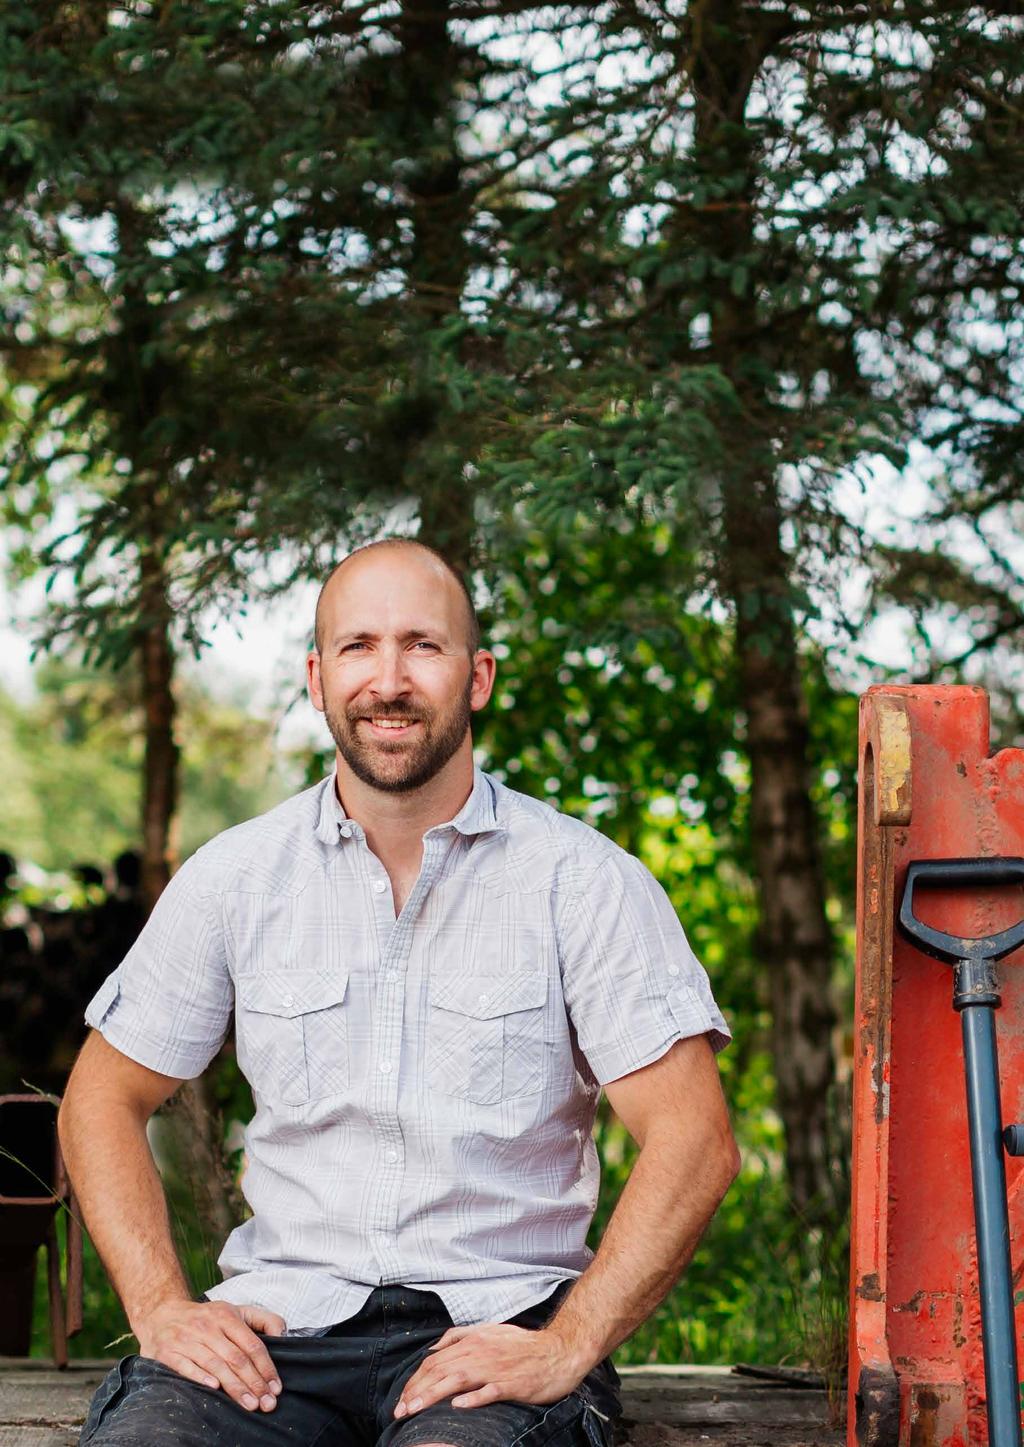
[584,984,732,1086]
[84,973,214,1080]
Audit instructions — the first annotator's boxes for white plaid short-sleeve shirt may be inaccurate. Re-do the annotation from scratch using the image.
[85,767,730,1332]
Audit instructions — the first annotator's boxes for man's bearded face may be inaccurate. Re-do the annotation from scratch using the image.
[322,666,474,794]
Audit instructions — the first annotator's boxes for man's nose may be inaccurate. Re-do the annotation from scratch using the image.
[369,642,411,697]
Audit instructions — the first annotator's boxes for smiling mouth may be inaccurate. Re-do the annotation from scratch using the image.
[362,717,420,736]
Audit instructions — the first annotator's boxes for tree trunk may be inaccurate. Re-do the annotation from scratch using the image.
[138,547,179,912]
[683,1,839,1214]
[113,200,182,911]
[397,0,475,573]
[720,481,839,1215]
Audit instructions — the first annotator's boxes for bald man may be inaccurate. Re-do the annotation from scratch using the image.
[62,538,737,1447]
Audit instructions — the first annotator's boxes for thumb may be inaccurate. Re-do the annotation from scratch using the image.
[239,1304,287,1336]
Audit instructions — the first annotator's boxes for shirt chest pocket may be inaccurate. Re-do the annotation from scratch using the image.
[426,971,549,1105]
[236,969,350,1106]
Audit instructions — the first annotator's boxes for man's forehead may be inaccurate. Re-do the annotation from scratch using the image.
[324,546,453,598]
[314,541,475,652]
[323,563,457,616]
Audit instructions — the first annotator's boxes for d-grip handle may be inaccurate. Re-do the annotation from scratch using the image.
[899,857,1024,965]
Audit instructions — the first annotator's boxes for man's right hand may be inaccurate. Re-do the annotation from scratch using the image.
[133,1300,286,1411]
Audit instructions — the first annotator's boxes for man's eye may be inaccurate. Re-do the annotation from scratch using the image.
[342,642,368,652]
[413,641,439,651]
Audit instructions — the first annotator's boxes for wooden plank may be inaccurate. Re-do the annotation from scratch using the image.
[0,1428,79,1446]
[615,1372,835,1428]
[0,1366,110,1427]
[620,1388,833,1428]
[621,1426,843,1447]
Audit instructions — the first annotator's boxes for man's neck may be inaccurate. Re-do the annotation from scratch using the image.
[334,744,476,873]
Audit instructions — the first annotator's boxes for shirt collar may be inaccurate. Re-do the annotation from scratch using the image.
[314,764,507,846]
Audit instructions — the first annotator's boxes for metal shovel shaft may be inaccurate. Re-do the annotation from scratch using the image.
[961,1000,1022,1447]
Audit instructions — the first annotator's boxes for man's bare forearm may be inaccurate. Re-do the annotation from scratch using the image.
[541,1119,739,1373]
[58,1089,191,1331]
[59,1039,285,1412]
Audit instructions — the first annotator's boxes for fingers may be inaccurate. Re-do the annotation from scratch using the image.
[394,1324,569,1419]
[452,1384,503,1409]
[240,1305,288,1337]
[397,1330,471,1416]
[143,1302,284,1413]
[396,1357,483,1418]
[162,1352,221,1391]
[179,1340,275,1410]
[223,1316,284,1394]
[211,1316,283,1410]
[399,1375,500,1415]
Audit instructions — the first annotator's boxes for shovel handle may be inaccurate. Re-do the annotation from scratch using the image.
[899,858,1024,965]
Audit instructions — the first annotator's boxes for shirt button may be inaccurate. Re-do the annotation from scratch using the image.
[380,1060,392,1074]
[373,880,387,894]
[340,825,353,839]
[281,994,294,1007]
[385,1150,398,1163]
[667,965,680,977]
[478,993,488,1004]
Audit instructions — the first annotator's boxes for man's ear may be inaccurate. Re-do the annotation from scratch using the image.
[307,651,325,713]
[469,649,497,713]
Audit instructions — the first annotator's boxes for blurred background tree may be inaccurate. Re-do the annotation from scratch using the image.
[1,0,1022,1377]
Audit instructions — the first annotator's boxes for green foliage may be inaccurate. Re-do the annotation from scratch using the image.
[588,1094,849,1370]
[0,658,299,872]
[3,2,1022,676]
[0,668,141,872]
[475,516,742,849]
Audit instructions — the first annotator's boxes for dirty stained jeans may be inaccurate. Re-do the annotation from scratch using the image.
[78,1279,623,1447]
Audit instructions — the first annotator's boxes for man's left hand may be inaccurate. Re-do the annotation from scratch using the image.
[394,1323,587,1417]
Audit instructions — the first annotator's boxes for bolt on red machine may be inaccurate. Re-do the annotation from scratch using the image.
[850,685,1024,1447]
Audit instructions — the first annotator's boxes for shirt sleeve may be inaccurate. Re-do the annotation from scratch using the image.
[558,849,731,1086]
[83,846,233,1079]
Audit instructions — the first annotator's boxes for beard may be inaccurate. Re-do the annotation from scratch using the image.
[324,672,474,794]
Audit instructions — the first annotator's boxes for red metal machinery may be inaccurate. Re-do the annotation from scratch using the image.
[850,685,1024,1447]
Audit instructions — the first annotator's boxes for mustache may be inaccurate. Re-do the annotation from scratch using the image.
[348,701,425,722]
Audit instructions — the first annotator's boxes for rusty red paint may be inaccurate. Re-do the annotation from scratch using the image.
[849,686,1024,1447]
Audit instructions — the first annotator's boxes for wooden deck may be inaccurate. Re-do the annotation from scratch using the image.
[0,1359,844,1447]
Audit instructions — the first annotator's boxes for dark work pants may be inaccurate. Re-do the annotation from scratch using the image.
[78,1280,623,1447]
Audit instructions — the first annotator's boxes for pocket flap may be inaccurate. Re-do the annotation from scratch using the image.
[237,969,348,1018]
[431,971,547,1019]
